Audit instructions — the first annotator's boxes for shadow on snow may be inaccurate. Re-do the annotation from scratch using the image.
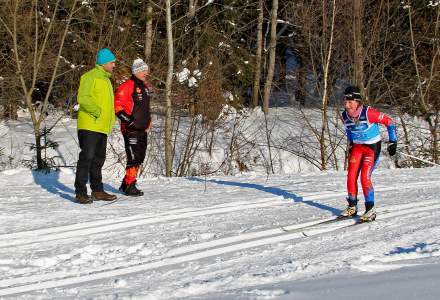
[187,177,340,215]
[32,170,119,203]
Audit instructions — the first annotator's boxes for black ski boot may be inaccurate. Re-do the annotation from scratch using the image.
[124,182,144,196]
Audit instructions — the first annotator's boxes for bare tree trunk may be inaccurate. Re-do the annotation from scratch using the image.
[165,0,174,177]
[319,0,336,170]
[264,114,275,174]
[97,0,109,49]
[408,4,440,163]
[432,114,439,164]
[408,5,428,113]
[177,117,197,176]
[145,1,153,63]
[8,0,76,169]
[262,0,278,114]
[296,64,306,106]
[188,0,200,115]
[353,0,365,96]
[189,0,197,17]
[252,0,264,108]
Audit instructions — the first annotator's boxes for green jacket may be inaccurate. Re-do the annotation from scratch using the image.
[77,65,115,135]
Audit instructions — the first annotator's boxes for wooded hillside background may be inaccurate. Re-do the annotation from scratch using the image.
[0,0,439,172]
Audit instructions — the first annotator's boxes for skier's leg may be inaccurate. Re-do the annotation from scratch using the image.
[358,143,379,222]
[360,142,381,206]
[341,145,364,217]
[347,144,363,202]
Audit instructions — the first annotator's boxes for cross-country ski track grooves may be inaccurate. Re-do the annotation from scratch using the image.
[0,180,435,249]
[0,181,439,296]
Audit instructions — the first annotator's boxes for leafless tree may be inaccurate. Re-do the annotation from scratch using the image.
[165,0,174,176]
[0,0,78,169]
[252,0,264,108]
[318,0,337,170]
[262,0,278,114]
[145,1,154,63]
[406,1,440,163]
[353,0,365,94]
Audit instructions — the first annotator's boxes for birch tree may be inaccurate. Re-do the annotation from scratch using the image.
[165,0,174,176]
[319,0,337,170]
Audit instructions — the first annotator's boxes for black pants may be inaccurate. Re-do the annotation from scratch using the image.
[123,130,148,168]
[74,130,107,195]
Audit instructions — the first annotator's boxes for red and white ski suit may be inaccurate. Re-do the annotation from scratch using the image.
[342,106,397,204]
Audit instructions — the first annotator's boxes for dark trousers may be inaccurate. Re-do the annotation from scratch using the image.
[74,130,107,195]
[123,130,148,168]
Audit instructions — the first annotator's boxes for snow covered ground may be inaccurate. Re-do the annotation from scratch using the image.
[0,108,439,299]
[1,166,440,299]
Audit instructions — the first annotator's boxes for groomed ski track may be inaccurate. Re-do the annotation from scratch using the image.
[0,180,435,248]
[1,176,439,297]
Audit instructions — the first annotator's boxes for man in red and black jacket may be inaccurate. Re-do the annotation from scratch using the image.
[115,59,152,196]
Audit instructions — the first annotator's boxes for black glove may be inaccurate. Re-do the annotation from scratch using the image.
[116,111,135,128]
[387,141,397,156]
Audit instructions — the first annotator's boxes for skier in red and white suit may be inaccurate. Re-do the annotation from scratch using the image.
[340,86,397,222]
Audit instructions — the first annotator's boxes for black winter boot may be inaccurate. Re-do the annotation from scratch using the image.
[124,182,144,196]
[119,181,127,193]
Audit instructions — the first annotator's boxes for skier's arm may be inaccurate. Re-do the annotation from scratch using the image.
[77,75,101,118]
[367,108,397,142]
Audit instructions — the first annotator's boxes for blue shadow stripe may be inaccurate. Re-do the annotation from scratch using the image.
[187,177,340,215]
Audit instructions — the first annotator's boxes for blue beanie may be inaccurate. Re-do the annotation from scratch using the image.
[96,48,116,65]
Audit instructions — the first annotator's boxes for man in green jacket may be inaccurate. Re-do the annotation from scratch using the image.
[74,48,117,204]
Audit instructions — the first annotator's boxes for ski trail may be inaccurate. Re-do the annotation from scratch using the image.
[166,200,440,256]
[0,189,339,241]
[0,197,283,241]
[1,200,439,296]
[0,199,286,248]
[1,180,436,248]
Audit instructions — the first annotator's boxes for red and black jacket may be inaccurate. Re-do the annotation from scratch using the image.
[115,76,152,133]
